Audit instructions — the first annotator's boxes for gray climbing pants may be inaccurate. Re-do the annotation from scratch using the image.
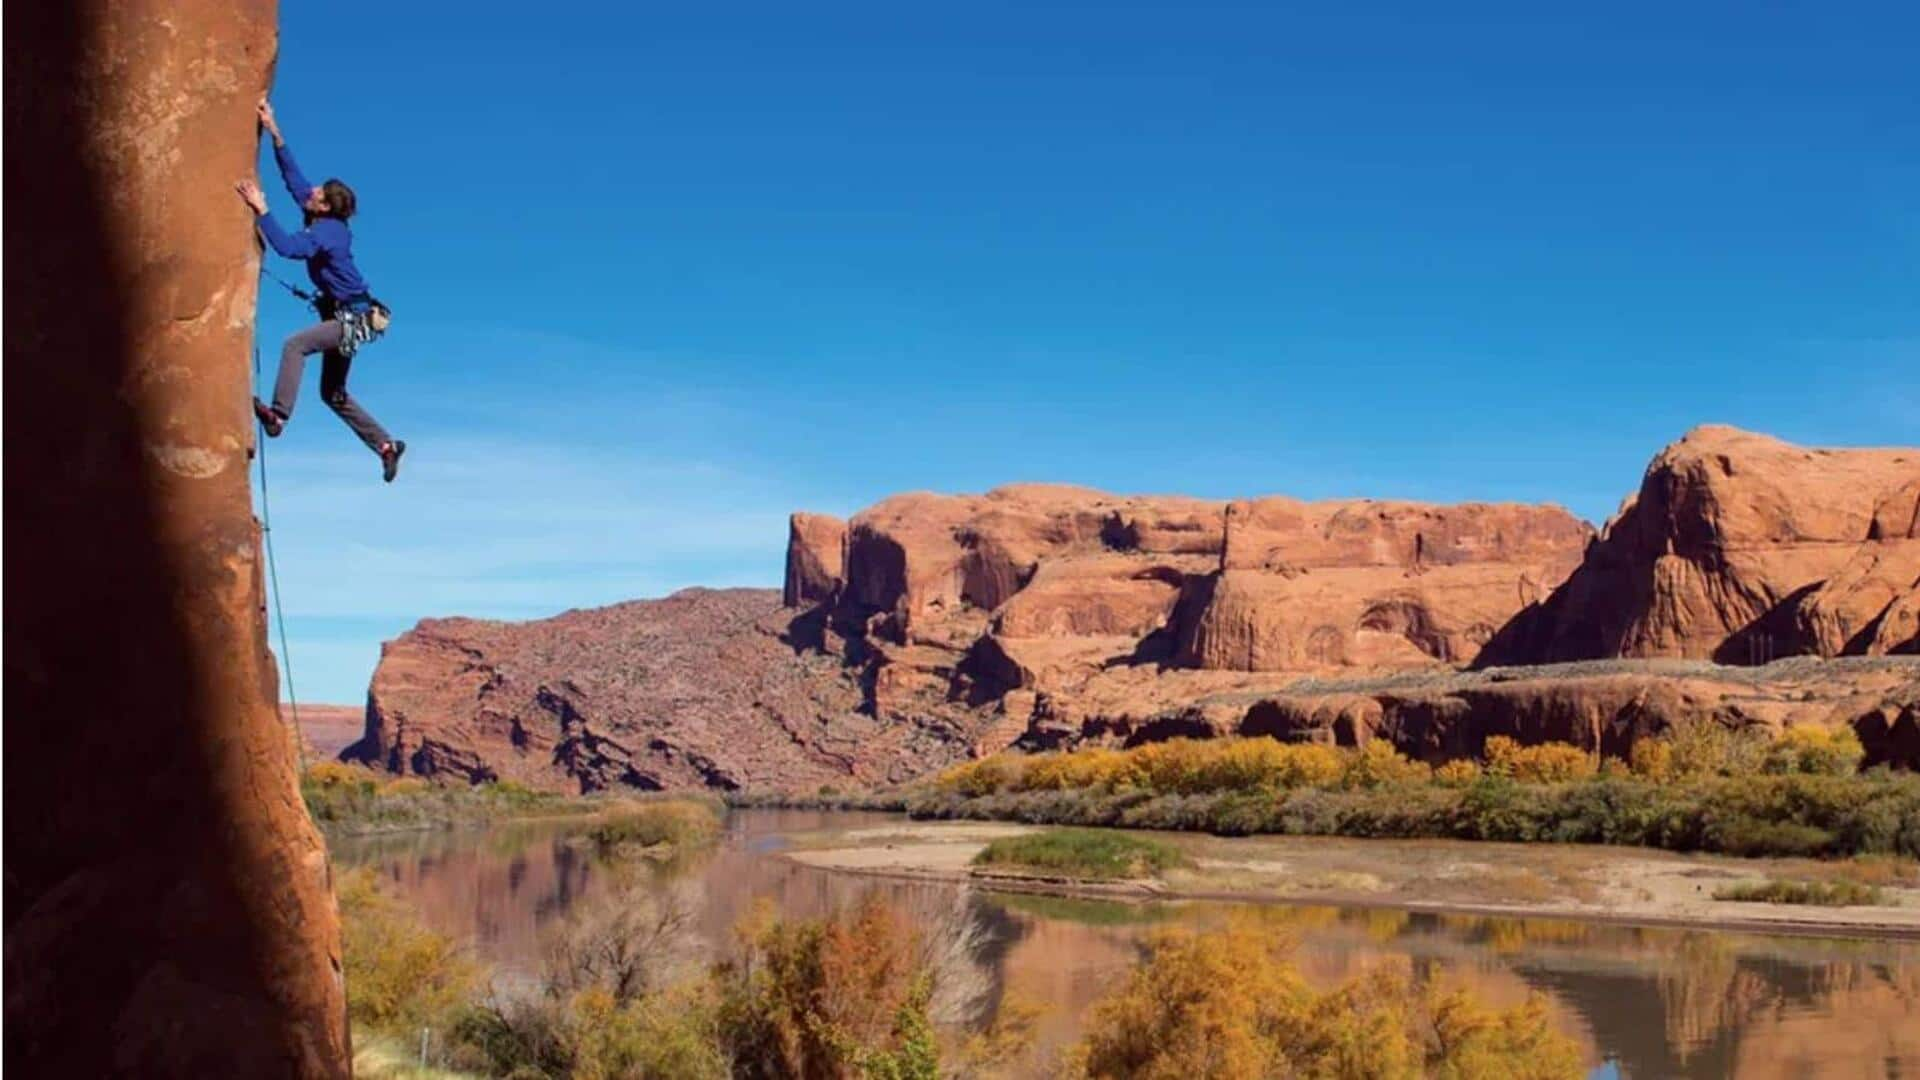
[271,319,393,452]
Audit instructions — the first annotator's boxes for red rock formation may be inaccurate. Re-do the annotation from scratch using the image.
[1481,427,1920,665]
[350,588,1002,791]
[784,512,847,607]
[1023,659,1919,766]
[355,427,1918,791]
[4,2,350,1075]
[826,487,1591,727]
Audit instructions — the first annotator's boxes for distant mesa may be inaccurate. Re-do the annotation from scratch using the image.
[347,426,1920,792]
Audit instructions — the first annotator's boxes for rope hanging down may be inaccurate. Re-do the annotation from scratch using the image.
[253,325,307,769]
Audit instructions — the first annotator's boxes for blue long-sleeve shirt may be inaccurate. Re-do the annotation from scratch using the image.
[256,140,370,306]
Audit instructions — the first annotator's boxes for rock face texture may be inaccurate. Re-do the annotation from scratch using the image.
[347,588,997,791]
[1482,426,1919,665]
[357,427,1918,790]
[1022,659,1920,769]
[4,3,351,1077]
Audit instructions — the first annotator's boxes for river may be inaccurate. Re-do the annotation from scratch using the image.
[332,809,1920,1078]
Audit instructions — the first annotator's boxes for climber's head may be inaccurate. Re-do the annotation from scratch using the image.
[304,178,357,221]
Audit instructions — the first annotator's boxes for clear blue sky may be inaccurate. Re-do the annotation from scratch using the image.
[256,1,1917,704]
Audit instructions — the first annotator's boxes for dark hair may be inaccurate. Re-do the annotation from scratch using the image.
[321,178,357,220]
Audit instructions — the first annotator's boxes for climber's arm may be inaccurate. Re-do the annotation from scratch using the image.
[258,101,314,205]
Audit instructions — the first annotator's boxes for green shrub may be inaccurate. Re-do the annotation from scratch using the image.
[301,764,583,834]
[584,799,721,855]
[974,829,1187,879]
[910,749,1920,860]
[1712,879,1885,906]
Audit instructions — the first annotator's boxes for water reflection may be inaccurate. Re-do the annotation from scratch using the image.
[332,811,1920,1079]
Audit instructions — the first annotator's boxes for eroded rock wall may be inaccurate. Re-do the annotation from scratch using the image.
[1481,426,1920,665]
[4,2,350,1075]
[348,588,986,792]
[355,430,1917,792]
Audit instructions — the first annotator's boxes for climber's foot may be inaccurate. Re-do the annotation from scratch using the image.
[380,440,406,483]
[253,398,285,438]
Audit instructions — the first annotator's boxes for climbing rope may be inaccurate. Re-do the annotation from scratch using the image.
[253,320,308,770]
[262,265,319,307]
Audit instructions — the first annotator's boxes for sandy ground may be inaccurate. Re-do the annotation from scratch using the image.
[782,822,1920,939]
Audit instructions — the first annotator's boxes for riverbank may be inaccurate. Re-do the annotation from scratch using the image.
[303,763,725,840]
[336,806,1920,1076]
[780,820,1920,938]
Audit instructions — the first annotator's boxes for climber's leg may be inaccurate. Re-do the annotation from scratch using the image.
[319,351,394,454]
[270,320,344,421]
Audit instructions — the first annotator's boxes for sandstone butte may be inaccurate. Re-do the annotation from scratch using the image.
[7,2,351,1076]
[350,426,1919,793]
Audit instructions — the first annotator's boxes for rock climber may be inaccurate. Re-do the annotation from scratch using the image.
[236,99,405,482]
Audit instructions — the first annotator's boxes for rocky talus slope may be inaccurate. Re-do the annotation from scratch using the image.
[353,427,1918,791]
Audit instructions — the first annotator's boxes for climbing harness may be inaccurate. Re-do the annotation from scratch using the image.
[261,266,393,356]
[335,302,390,359]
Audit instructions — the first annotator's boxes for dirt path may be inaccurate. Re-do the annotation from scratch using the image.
[781,822,1920,939]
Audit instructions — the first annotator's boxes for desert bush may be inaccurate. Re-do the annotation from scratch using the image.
[1425,983,1583,1079]
[715,895,940,1080]
[1712,879,1884,906]
[1629,739,1674,782]
[1194,739,1344,792]
[1449,777,1553,843]
[936,756,1017,798]
[1481,736,1522,777]
[1018,748,1138,792]
[1342,740,1432,790]
[1206,791,1285,836]
[564,985,730,1080]
[542,888,696,1005]
[1127,739,1213,795]
[1838,854,1920,887]
[1664,718,1769,780]
[1071,921,1580,1080]
[454,984,728,1080]
[948,991,1045,1078]
[585,799,721,856]
[1535,779,1685,847]
[337,869,481,1036]
[308,760,381,789]
[911,755,1920,859]
[1073,921,1308,1078]
[302,764,584,834]
[1763,726,1866,777]
[974,829,1186,879]
[1484,739,1596,784]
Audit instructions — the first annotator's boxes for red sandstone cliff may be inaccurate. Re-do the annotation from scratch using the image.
[5,2,350,1075]
[1480,426,1919,665]
[347,588,1002,791]
[356,426,1915,792]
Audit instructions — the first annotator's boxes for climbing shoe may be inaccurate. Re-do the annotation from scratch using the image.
[253,398,285,438]
[380,440,406,483]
